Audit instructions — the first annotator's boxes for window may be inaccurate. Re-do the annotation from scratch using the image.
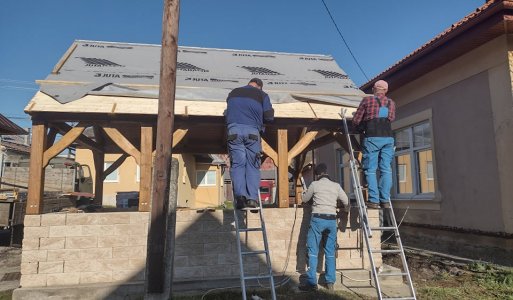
[393,121,435,197]
[196,170,216,186]
[104,162,119,182]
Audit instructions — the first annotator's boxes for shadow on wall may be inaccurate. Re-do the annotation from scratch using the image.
[105,208,298,299]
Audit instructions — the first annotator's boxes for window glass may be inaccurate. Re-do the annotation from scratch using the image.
[395,154,412,194]
[417,150,435,193]
[394,129,410,151]
[104,162,119,182]
[413,122,431,148]
[197,170,216,186]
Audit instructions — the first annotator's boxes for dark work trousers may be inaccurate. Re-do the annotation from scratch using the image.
[227,123,262,201]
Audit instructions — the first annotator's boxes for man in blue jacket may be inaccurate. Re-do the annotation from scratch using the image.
[226,78,274,210]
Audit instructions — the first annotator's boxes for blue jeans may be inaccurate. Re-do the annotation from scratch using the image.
[362,137,394,204]
[227,124,261,201]
[306,216,337,285]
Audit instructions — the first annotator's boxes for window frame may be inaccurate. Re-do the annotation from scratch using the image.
[196,170,217,187]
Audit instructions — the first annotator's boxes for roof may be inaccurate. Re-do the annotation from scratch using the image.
[1,140,30,154]
[361,0,513,92]
[37,40,363,107]
[0,114,28,135]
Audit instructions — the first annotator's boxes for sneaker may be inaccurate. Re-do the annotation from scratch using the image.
[380,202,391,209]
[298,283,318,292]
[326,283,334,291]
[366,202,380,209]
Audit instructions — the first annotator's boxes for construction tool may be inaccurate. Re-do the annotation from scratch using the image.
[340,108,416,300]
[233,191,277,300]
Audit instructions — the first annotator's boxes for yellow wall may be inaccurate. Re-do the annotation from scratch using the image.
[75,149,223,209]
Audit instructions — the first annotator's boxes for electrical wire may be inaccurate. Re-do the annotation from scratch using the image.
[320,0,369,81]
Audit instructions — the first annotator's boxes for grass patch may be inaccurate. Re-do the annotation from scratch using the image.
[0,290,13,300]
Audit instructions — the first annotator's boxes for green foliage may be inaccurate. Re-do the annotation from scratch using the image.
[0,290,13,300]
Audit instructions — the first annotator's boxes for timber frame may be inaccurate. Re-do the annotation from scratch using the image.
[25,111,357,214]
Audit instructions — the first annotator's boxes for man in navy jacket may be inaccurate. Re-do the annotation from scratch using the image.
[226,78,274,209]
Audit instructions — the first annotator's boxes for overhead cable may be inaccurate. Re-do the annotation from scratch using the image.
[320,0,369,81]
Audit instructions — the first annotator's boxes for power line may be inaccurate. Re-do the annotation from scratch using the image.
[320,0,369,81]
[0,85,38,91]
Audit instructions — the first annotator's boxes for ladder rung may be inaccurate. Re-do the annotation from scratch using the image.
[371,249,402,254]
[382,297,416,300]
[239,227,263,232]
[241,250,267,255]
[240,207,261,211]
[370,226,397,231]
[243,274,273,280]
[378,272,408,277]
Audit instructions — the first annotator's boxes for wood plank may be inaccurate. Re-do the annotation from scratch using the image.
[42,124,85,167]
[139,126,153,212]
[27,123,47,215]
[102,127,141,165]
[51,43,78,74]
[277,128,289,208]
[261,138,278,166]
[172,128,188,148]
[51,122,103,153]
[101,154,128,181]
[92,151,104,206]
[287,130,318,165]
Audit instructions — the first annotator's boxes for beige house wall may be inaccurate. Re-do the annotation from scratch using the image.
[387,35,513,234]
[75,150,222,209]
[18,209,380,290]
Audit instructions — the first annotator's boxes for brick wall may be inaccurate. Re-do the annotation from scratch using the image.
[20,212,148,288]
[19,208,380,288]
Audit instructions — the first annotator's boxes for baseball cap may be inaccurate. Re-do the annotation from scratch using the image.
[249,78,263,88]
[373,80,388,90]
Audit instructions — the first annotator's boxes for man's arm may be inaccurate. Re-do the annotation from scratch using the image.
[263,94,274,123]
[352,98,367,126]
[388,99,396,122]
[337,186,349,208]
[302,182,315,203]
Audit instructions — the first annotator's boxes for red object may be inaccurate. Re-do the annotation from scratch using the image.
[259,180,274,205]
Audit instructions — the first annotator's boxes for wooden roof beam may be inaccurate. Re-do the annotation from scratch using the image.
[42,123,85,167]
[288,130,318,165]
[102,127,141,165]
[51,122,103,153]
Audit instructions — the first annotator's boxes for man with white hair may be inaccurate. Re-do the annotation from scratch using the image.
[353,80,396,209]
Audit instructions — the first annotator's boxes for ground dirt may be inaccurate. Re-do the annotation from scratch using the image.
[384,247,513,300]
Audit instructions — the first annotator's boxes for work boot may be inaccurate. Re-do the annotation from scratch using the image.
[326,283,334,291]
[246,199,259,213]
[366,202,380,209]
[298,283,318,292]
[380,202,391,209]
[235,196,246,210]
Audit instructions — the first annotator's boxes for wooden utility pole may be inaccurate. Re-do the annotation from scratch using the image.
[146,0,180,294]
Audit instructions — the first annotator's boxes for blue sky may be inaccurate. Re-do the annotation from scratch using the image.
[1,0,484,129]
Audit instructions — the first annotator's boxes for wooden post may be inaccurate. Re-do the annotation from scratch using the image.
[277,128,289,208]
[146,0,180,294]
[139,126,153,212]
[92,152,104,206]
[26,122,47,215]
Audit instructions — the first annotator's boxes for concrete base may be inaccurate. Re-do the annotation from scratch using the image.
[13,266,413,299]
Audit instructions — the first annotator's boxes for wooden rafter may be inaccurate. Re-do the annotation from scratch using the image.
[172,128,188,147]
[287,130,318,165]
[42,124,85,167]
[45,127,58,150]
[101,153,128,181]
[51,122,103,153]
[261,138,278,165]
[102,127,141,165]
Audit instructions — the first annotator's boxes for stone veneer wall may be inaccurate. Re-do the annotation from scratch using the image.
[20,212,148,288]
[19,208,380,288]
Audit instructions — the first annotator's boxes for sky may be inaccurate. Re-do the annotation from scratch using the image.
[0,0,484,129]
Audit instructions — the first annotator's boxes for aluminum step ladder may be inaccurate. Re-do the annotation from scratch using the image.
[233,192,276,300]
[340,109,417,300]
